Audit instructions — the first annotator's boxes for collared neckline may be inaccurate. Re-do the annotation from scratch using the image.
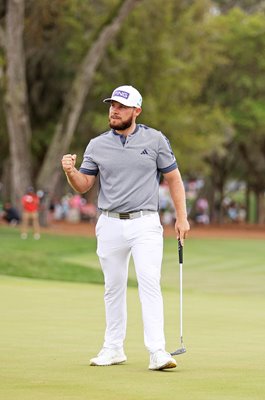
[112,124,139,138]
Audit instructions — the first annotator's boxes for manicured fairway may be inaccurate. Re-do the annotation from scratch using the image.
[0,228,264,399]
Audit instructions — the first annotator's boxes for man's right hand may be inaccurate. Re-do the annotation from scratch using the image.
[61,154,77,176]
[61,153,95,194]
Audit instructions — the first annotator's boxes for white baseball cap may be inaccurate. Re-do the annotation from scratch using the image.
[103,85,142,108]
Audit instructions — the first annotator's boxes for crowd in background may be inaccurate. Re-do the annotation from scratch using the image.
[0,188,98,235]
[51,194,97,224]
[0,179,248,235]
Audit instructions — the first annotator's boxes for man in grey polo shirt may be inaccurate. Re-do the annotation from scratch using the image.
[61,85,190,371]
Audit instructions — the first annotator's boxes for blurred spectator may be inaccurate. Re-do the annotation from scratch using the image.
[80,201,97,222]
[223,197,246,223]
[195,197,209,225]
[21,187,40,240]
[67,194,82,223]
[37,189,50,227]
[61,194,71,219]
[49,194,97,224]
[159,182,175,225]
[2,202,20,225]
[238,204,246,223]
[227,200,238,222]
[52,198,65,220]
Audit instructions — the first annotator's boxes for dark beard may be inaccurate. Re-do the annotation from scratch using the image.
[109,116,133,131]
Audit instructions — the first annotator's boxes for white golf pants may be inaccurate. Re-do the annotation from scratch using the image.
[96,212,165,353]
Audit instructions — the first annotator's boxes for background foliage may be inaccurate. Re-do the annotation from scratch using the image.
[0,0,264,222]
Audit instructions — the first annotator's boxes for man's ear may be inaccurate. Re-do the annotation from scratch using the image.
[135,107,142,117]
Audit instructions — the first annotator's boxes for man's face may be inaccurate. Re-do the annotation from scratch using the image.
[108,101,140,131]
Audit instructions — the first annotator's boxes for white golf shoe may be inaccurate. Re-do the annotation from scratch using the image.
[149,350,177,371]
[90,348,127,366]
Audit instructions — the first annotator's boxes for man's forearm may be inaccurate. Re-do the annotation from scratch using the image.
[65,168,95,194]
[169,180,187,221]
[163,168,190,242]
[164,169,188,221]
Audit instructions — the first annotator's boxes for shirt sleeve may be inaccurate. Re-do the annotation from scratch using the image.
[157,133,178,173]
[79,140,99,176]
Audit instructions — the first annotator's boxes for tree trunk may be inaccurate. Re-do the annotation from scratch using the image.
[257,191,265,225]
[208,176,216,223]
[37,0,141,195]
[245,183,250,223]
[5,0,32,206]
[0,25,6,49]
[0,158,12,202]
[253,190,259,223]
[217,184,225,224]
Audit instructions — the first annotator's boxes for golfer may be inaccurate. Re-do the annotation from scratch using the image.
[61,85,190,370]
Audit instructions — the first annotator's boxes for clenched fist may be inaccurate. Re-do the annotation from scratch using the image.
[61,154,77,176]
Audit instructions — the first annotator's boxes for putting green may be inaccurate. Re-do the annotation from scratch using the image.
[0,274,264,400]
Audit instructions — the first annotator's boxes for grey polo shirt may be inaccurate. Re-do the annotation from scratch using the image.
[79,124,177,213]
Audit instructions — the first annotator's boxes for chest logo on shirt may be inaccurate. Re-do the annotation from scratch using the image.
[140,149,149,155]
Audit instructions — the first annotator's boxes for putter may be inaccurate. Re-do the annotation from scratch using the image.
[171,239,187,356]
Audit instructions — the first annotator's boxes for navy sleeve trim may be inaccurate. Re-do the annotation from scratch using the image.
[79,167,98,176]
[158,162,178,174]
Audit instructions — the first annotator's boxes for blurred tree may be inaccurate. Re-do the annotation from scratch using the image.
[90,0,228,175]
[0,0,264,225]
[5,0,32,204]
[1,0,141,204]
[213,0,265,13]
[36,0,141,193]
[201,9,265,222]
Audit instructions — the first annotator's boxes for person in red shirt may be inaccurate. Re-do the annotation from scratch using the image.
[21,187,40,239]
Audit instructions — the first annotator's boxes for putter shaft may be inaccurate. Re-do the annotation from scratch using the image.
[171,240,186,356]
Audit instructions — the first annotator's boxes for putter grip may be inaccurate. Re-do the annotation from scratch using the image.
[178,239,183,264]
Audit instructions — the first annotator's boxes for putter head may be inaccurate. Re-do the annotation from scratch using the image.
[171,347,186,356]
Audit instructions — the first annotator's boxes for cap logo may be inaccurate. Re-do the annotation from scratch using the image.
[113,90,130,99]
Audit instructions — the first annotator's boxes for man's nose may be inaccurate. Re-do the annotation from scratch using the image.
[111,107,120,115]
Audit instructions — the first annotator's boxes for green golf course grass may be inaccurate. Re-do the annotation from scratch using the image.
[0,226,264,399]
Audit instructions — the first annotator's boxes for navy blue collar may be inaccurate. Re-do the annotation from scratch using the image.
[112,124,139,138]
